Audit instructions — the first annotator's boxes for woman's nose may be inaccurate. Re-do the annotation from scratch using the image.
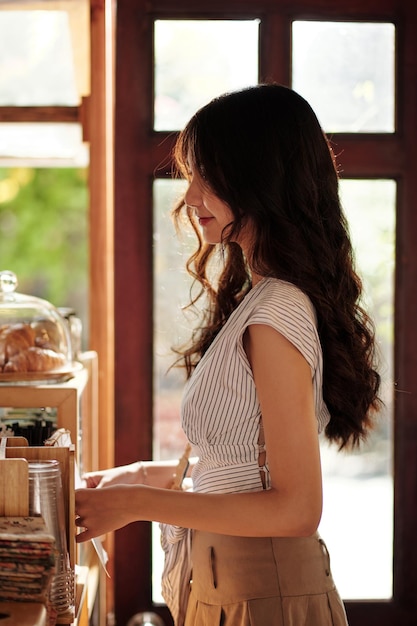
[184,178,202,209]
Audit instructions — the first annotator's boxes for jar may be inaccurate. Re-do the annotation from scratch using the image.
[28,460,74,613]
[0,270,80,383]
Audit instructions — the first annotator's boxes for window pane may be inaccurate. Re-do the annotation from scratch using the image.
[319,179,395,599]
[153,178,192,461]
[0,124,88,167]
[152,178,196,604]
[154,20,259,131]
[292,22,395,133]
[0,11,85,106]
[153,179,395,602]
[0,167,89,345]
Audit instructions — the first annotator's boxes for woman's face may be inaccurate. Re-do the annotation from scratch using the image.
[184,169,235,245]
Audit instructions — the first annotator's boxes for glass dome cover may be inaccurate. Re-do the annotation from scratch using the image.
[0,270,75,381]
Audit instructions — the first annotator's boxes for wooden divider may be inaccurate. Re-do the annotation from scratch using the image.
[4,445,75,568]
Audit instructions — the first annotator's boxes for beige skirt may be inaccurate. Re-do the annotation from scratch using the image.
[184,531,348,626]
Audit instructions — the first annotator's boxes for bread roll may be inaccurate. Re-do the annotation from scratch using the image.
[32,319,62,352]
[0,322,67,373]
[4,323,36,358]
[3,346,66,373]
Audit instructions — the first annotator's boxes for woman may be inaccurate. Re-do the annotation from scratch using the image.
[75,84,381,626]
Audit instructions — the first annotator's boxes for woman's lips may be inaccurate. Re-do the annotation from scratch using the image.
[198,217,213,226]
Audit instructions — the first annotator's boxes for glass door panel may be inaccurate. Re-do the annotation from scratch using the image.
[152,178,396,602]
[152,17,396,607]
[152,178,190,604]
[319,178,395,600]
[292,22,396,599]
[153,178,192,463]
[153,18,260,598]
[0,9,87,106]
[154,19,259,130]
[292,21,395,132]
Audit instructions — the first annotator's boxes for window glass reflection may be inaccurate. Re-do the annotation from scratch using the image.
[153,178,395,601]
[153,179,191,461]
[154,20,259,131]
[292,21,395,132]
[0,124,88,166]
[319,178,395,599]
[0,11,82,106]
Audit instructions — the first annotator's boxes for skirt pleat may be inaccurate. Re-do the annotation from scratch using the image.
[281,589,348,626]
[184,531,349,626]
[185,599,222,626]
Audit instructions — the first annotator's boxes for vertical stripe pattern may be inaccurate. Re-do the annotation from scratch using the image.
[181,277,330,495]
[160,278,331,624]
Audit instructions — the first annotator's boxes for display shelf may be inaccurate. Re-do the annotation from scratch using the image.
[0,353,104,626]
[0,352,98,473]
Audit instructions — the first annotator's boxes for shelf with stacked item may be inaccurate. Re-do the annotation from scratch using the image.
[0,352,99,476]
[0,271,105,625]
[0,441,75,624]
[0,352,105,626]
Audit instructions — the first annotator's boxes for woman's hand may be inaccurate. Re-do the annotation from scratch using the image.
[82,462,144,489]
[75,484,141,542]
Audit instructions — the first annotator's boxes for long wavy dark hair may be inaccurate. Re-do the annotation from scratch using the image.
[171,83,381,448]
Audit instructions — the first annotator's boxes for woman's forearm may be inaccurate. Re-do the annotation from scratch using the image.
[137,484,321,537]
[82,456,196,489]
[75,481,321,543]
[141,456,196,489]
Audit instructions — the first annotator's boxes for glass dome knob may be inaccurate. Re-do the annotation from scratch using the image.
[0,271,18,294]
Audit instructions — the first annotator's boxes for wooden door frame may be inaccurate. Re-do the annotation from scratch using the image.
[0,1,116,621]
[114,1,417,624]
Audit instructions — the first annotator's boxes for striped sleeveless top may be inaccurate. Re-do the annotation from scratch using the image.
[160,278,331,623]
[181,277,330,495]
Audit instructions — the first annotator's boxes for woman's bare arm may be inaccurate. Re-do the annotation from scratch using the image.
[75,324,323,542]
[82,457,196,490]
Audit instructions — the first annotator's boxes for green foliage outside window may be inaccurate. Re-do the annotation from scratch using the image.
[0,167,88,323]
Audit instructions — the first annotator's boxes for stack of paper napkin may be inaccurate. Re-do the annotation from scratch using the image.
[0,516,56,604]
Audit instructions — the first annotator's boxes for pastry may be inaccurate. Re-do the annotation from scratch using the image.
[4,323,36,358]
[0,322,66,373]
[3,346,66,373]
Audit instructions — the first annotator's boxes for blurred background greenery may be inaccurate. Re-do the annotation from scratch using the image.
[0,167,88,342]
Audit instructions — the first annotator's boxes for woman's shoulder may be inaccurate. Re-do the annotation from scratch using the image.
[245,278,321,366]
[252,277,315,319]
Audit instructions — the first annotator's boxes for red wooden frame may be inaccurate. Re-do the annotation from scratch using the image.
[114,1,417,624]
